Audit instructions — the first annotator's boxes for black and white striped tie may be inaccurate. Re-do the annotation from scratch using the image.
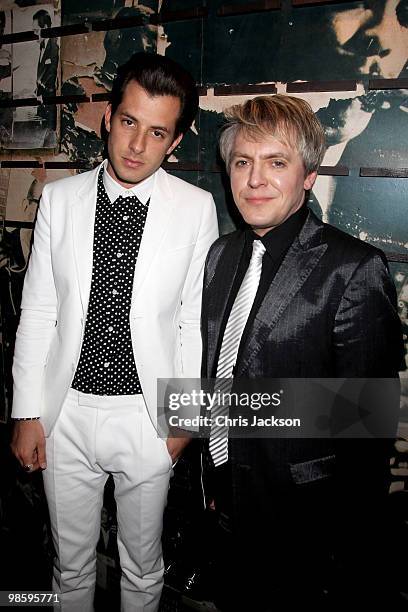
[209,239,266,466]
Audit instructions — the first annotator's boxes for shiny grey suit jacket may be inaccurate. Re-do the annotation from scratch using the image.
[202,209,402,381]
[200,209,404,608]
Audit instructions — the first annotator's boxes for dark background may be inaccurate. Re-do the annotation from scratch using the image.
[0,0,407,609]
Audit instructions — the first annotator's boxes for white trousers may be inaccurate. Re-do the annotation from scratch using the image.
[42,388,173,612]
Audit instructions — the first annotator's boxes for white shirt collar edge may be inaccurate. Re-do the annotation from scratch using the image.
[101,159,155,206]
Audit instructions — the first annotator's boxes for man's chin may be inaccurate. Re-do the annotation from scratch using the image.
[108,162,151,187]
[249,223,274,237]
[119,172,146,186]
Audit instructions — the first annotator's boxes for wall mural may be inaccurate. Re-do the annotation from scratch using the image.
[0,9,13,150]
[8,4,60,149]
[0,0,407,604]
[61,0,157,164]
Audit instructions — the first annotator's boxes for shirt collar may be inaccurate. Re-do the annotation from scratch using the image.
[102,159,155,206]
[247,205,308,260]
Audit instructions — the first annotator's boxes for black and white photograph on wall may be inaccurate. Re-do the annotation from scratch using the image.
[60,2,157,163]
[60,79,105,166]
[1,164,74,280]
[8,3,60,149]
[0,9,13,149]
[164,0,408,247]
[93,4,156,91]
[62,0,158,25]
[7,165,44,222]
[62,1,157,91]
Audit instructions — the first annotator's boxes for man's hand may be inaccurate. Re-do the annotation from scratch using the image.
[166,435,191,464]
[11,420,46,472]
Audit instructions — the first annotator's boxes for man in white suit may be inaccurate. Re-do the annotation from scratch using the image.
[11,52,218,611]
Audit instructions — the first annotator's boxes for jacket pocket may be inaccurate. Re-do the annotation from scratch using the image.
[289,454,335,485]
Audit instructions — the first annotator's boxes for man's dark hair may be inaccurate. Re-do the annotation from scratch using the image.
[33,9,52,29]
[110,52,199,138]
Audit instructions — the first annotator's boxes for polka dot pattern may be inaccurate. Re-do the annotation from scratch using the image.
[72,167,148,395]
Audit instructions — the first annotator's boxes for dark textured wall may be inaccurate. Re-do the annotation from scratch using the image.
[0,2,407,602]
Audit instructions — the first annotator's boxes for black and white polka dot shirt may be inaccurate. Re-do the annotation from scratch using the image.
[72,166,149,395]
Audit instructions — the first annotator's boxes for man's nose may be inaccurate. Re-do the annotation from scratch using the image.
[248,163,267,188]
[129,129,146,154]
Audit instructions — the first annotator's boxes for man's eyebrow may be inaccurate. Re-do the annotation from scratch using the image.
[150,124,170,133]
[231,152,252,159]
[263,152,291,160]
[119,112,170,133]
[231,151,291,160]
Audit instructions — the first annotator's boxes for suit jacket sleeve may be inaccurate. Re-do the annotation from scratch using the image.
[333,249,404,377]
[178,193,218,378]
[12,186,58,418]
[332,248,403,463]
[331,249,403,594]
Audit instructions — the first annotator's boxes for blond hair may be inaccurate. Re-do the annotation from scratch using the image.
[219,94,326,175]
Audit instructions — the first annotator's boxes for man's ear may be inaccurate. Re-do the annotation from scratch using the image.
[104,104,112,134]
[304,170,317,191]
[166,133,183,156]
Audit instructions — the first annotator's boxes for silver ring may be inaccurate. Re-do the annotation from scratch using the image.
[23,463,33,472]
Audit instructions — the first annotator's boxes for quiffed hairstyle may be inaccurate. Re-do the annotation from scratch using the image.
[33,9,52,29]
[219,94,326,175]
[110,52,199,138]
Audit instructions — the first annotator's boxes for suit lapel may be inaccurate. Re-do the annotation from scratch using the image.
[71,164,100,315]
[71,165,173,315]
[131,168,173,299]
[206,232,244,378]
[237,211,328,376]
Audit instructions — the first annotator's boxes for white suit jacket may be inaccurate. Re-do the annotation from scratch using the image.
[12,162,219,435]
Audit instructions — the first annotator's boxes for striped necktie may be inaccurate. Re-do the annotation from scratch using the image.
[209,239,266,466]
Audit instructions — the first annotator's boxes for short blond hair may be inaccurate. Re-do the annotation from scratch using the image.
[219,94,326,175]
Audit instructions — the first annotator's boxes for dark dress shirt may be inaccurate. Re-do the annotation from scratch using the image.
[212,205,308,377]
[72,167,149,395]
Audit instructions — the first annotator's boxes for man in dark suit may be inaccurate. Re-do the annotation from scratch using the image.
[201,95,404,610]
